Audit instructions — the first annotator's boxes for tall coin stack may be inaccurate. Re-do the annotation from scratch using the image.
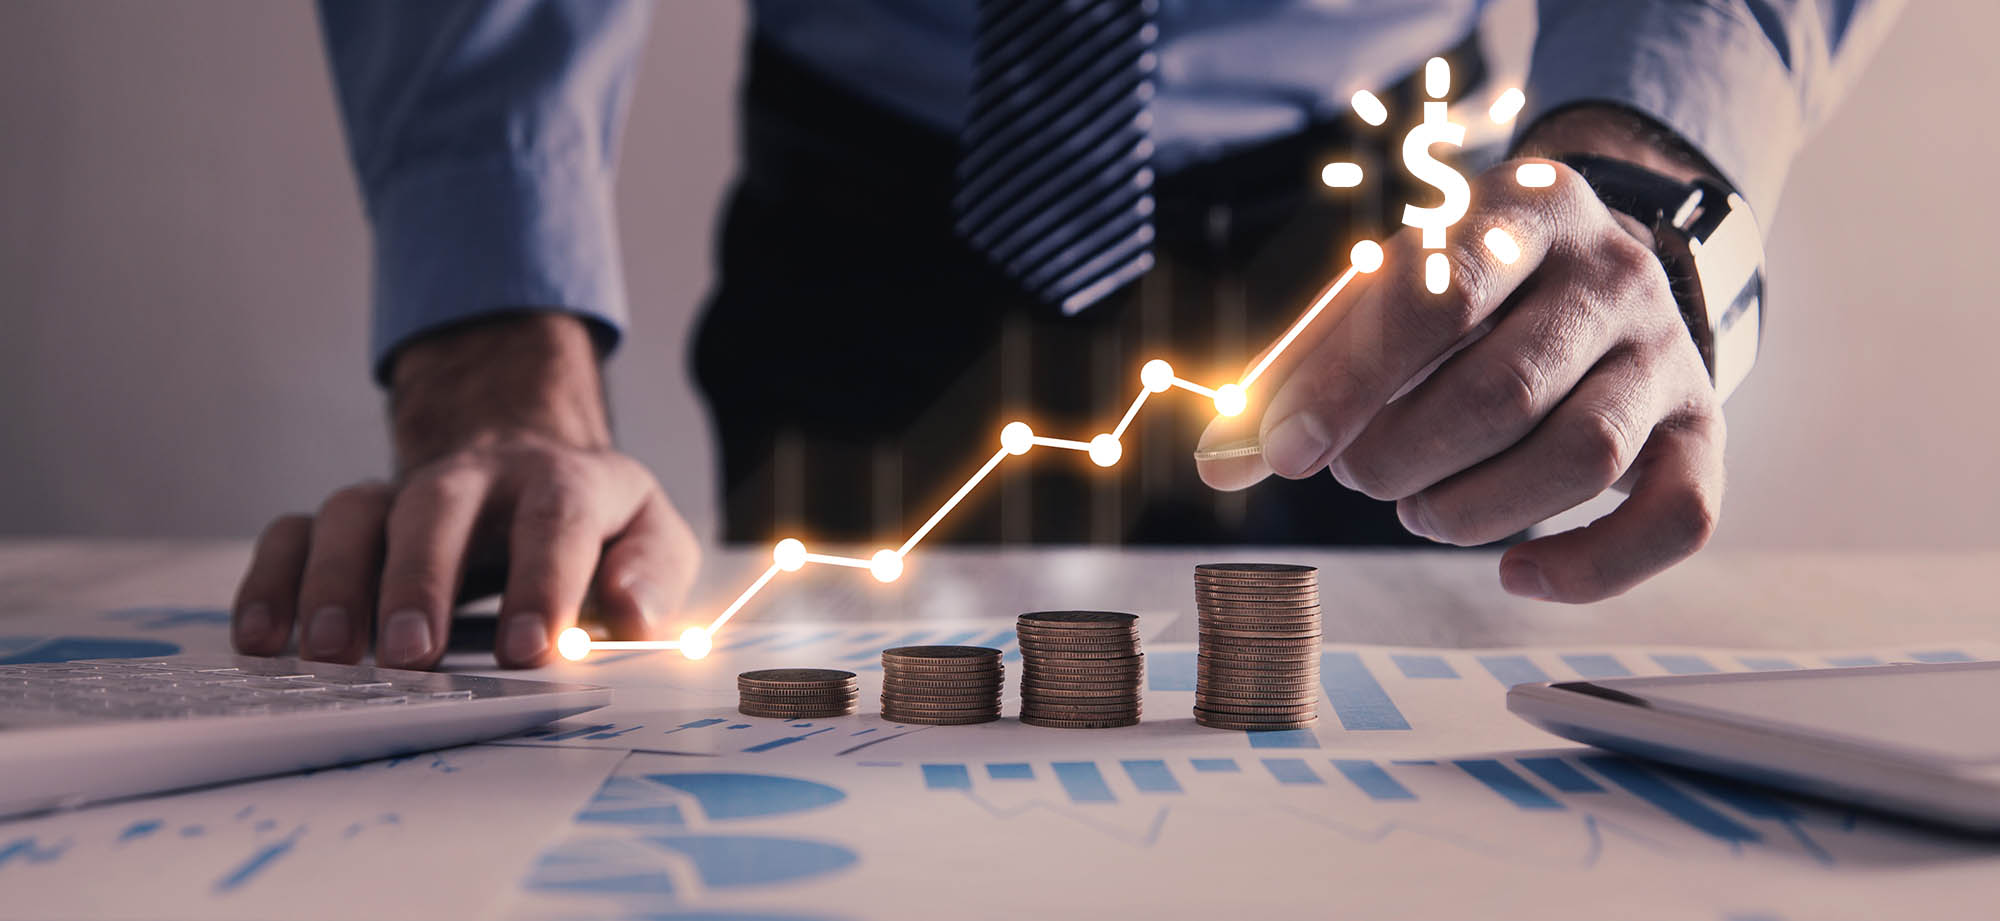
[737,668,860,719]
[1016,611,1143,729]
[1193,562,1321,731]
[880,646,1004,725]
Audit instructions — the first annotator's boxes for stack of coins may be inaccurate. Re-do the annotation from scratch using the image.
[880,646,1003,725]
[737,668,860,718]
[1193,562,1321,730]
[1017,611,1144,729]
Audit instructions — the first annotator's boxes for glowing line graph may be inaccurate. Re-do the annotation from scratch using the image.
[557,262,1376,662]
[559,60,1530,663]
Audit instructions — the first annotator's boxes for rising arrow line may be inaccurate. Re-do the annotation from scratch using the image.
[559,254,1379,661]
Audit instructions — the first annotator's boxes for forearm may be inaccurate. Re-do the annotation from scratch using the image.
[388,313,612,473]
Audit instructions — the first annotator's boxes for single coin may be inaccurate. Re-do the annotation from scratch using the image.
[1016,636,1139,650]
[736,668,859,686]
[1195,703,1315,716]
[1023,704,1145,718]
[1024,674,1144,686]
[1199,625,1324,639]
[1196,562,1317,575]
[1020,687,1144,700]
[738,684,861,696]
[1021,678,1144,691]
[883,645,1003,661]
[1019,647,1140,657]
[1192,437,1264,462]
[887,712,1002,726]
[878,696,1002,710]
[1194,593,1323,607]
[738,705,857,719]
[1197,676,1319,689]
[1194,716,1318,731]
[1017,611,1139,628]
[1021,715,1141,729]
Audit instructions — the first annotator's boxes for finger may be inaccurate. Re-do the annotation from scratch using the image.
[1396,348,1666,548]
[1193,273,1376,490]
[1498,413,1725,603]
[232,514,313,655]
[295,483,394,662]
[592,491,702,641]
[496,469,619,667]
[1255,161,1596,480]
[1329,248,1648,500]
[374,465,491,669]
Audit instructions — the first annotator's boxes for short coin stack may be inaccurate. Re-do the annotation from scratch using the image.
[1016,611,1143,729]
[737,668,860,719]
[1193,562,1321,731]
[880,646,1003,725]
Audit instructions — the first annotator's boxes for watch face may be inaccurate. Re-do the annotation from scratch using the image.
[1686,192,1763,401]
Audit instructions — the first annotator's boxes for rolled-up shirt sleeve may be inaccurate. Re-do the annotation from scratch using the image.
[317,0,649,381]
[1521,0,1904,225]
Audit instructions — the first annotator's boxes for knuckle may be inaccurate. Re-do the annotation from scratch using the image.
[518,481,593,534]
[1567,405,1637,487]
[1465,355,1543,432]
[1330,451,1397,501]
[406,466,486,508]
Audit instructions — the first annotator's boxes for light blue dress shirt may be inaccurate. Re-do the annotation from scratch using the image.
[317,0,1898,376]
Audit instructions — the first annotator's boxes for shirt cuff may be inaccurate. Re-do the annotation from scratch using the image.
[1521,1,1802,226]
[366,153,628,382]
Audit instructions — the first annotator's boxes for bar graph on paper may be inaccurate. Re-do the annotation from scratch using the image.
[509,633,1999,767]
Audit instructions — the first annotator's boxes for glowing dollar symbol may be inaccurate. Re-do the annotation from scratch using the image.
[1400,57,1469,294]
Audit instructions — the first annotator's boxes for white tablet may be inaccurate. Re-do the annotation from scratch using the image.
[1507,660,2000,833]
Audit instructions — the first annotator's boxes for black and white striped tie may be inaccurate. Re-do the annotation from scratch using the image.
[956,0,1160,315]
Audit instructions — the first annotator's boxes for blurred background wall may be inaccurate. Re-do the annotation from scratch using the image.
[2,0,1994,550]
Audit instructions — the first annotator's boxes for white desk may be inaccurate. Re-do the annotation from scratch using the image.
[3,541,1997,920]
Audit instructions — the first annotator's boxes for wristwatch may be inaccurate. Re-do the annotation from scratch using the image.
[1556,154,1764,403]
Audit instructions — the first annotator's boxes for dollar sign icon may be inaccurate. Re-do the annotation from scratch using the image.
[1400,57,1470,294]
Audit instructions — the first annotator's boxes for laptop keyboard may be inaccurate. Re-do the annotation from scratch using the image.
[0,658,479,721]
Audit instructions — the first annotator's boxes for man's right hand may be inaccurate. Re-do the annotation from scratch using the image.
[229,313,700,669]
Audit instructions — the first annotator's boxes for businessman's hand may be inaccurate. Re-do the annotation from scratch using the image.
[231,313,699,668]
[1197,107,1726,604]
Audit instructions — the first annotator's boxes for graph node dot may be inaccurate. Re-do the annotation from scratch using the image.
[773,537,807,572]
[1140,359,1174,393]
[678,626,713,660]
[1350,239,1384,273]
[556,627,592,662]
[1088,434,1122,467]
[1000,421,1034,456]
[1214,383,1248,418]
[869,549,905,583]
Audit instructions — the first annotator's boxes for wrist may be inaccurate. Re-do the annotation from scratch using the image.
[388,312,612,471]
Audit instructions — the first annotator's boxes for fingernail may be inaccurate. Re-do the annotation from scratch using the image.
[234,603,271,648]
[303,605,350,658]
[1501,558,1552,600]
[1397,499,1436,540]
[502,615,549,664]
[1262,412,1332,478]
[380,609,433,667]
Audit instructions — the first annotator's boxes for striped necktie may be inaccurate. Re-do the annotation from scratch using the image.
[956,0,1160,315]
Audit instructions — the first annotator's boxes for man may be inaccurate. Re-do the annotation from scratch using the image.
[231,0,1897,668]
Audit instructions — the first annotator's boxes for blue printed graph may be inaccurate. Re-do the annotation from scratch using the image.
[911,752,1866,863]
[525,770,857,905]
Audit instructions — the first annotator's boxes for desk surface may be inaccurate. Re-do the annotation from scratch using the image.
[4,540,1994,647]
[3,541,1997,921]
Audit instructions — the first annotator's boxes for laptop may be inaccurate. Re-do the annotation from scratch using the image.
[1,655,608,818]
